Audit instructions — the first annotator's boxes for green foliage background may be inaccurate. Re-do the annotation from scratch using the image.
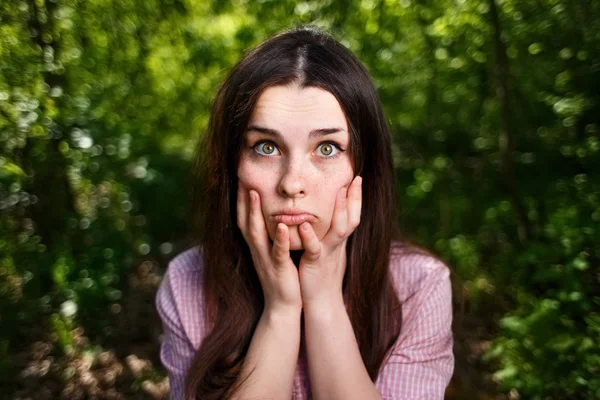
[1,0,598,399]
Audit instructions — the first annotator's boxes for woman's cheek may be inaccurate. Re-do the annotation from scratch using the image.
[238,161,271,197]
[319,219,332,240]
[237,159,257,188]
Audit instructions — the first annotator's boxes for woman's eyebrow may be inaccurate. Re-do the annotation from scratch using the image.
[245,125,346,139]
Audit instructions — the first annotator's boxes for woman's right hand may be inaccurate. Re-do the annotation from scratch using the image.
[237,186,303,315]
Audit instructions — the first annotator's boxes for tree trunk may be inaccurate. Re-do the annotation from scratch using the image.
[25,0,76,253]
[489,0,531,244]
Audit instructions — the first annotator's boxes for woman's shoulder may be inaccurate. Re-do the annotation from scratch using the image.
[156,245,208,349]
[165,245,205,277]
[388,240,451,303]
[160,245,205,303]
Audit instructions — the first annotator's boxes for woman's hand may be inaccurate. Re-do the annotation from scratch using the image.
[297,176,363,311]
[237,186,303,315]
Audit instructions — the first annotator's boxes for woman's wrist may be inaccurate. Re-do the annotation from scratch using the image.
[263,304,303,324]
[302,294,346,323]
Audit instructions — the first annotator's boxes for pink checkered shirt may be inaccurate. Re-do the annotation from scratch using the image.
[156,246,454,399]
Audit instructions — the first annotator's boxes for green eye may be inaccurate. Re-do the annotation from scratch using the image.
[254,141,279,156]
[317,142,340,157]
[262,143,275,154]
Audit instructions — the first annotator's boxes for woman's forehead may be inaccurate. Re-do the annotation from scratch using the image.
[248,85,349,136]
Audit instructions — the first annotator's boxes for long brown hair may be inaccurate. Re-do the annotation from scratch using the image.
[187,26,403,399]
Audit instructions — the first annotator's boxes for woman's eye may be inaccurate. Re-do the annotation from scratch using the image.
[316,142,340,157]
[254,141,280,156]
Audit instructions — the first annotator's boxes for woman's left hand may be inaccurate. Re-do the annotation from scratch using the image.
[298,175,362,311]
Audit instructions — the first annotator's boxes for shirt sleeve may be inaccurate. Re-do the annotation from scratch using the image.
[156,263,198,400]
[375,264,454,400]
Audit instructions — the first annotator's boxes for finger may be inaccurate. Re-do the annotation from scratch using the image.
[248,190,270,257]
[237,185,248,235]
[272,223,290,265]
[325,186,348,246]
[299,222,321,262]
[347,176,362,231]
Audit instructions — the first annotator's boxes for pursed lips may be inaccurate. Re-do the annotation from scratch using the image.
[271,208,317,225]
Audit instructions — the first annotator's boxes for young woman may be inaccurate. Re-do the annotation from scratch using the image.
[156,27,454,400]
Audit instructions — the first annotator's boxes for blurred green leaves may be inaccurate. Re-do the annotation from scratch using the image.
[1,0,599,398]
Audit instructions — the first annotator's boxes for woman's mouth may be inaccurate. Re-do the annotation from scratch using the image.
[272,213,316,225]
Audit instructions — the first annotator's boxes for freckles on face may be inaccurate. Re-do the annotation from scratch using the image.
[236,84,354,250]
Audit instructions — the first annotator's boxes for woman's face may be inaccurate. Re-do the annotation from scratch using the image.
[237,84,355,250]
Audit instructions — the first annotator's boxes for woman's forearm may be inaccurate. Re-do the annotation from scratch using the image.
[303,297,382,400]
[230,308,301,400]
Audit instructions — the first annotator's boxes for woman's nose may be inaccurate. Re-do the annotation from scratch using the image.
[278,160,306,198]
